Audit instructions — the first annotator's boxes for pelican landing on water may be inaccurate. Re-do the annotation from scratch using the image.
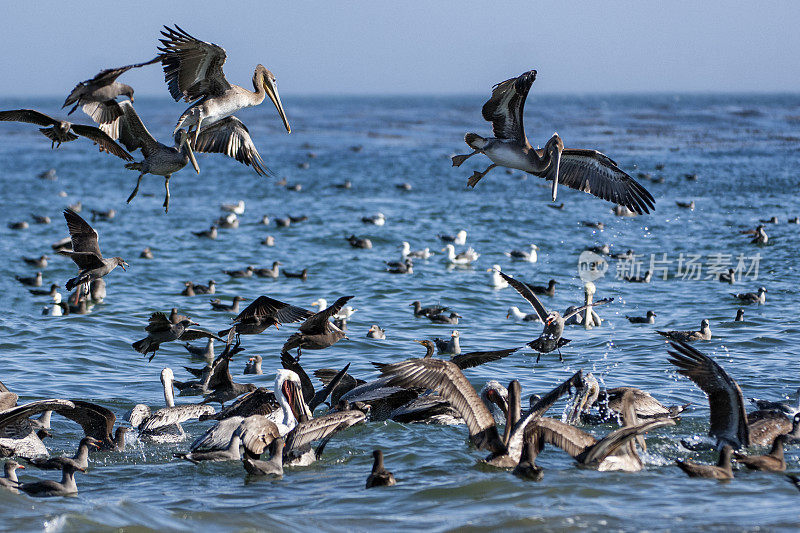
[452,70,655,214]
[157,25,290,168]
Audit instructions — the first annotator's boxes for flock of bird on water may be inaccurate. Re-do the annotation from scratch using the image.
[1,25,796,499]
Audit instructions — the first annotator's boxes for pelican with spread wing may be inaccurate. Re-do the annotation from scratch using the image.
[157,25,289,175]
[453,70,654,214]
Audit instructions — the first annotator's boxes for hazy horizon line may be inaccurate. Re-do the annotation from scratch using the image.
[1,90,799,100]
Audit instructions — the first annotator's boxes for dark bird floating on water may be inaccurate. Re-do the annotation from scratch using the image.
[626,311,656,324]
[59,209,128,296]
[210,295,247,313]
[0,109,133,159]
[675,445,734,480]
[366,450,396,488]
[731,287,767,305]
[410,301,449,318]
[451,70,654,214]
[158,25,290,165]
[657,319,711,342]
[15,271,42,287]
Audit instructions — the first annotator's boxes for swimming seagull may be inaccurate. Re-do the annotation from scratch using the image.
[400,242,432,259]
[210,295,248,313]
[0,109,133,159]
[438,230,467,245]
[62,56,160,125]
[731,287,767,304]
[366,325,386,339]
[504,244,538,262]
[427,312,461,325]
[656,319,711,342]
[410,301,449,317]
[442,244,479,265]
[244,355,263,375]
[59,209,127,297]
[15,271,42,287]
[221,200,245,214]
[22,255,48,268]
[452,70,654,214]
[158,25,290,150]
[362,213,386,225]
[433,331,460,355]
[193,225,218,239]
[0,460,23,491]
[24,437,101,471]
[106,101,199,212]
[488,265,509,288]
[500,271,611,362]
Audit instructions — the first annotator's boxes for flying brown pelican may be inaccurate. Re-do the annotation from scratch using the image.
[452,70,654,214]
[62,57,160,125]
[0,109,133,159]
[157,25,290,160]
[59,209,128,298]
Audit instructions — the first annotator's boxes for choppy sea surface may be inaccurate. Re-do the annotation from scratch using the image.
[1,93,799,532]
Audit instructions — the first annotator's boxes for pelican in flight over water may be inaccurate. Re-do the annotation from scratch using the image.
[157,25,290,174]
[452,70,655,214]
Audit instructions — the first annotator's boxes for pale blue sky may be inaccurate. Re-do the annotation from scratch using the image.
[2,1,799,96]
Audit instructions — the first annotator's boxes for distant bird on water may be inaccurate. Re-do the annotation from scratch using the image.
[59,209,127,296]
[452,70,654,214]
[0,109,133,160]
[657,319,711,342]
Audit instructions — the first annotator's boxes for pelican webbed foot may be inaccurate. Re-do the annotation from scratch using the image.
[451,151,477,167]
[163,176,171,213]
[127,174,144,204]
[467,164,496,188]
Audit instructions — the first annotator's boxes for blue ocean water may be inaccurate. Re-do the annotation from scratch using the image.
[1,93,799,531]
